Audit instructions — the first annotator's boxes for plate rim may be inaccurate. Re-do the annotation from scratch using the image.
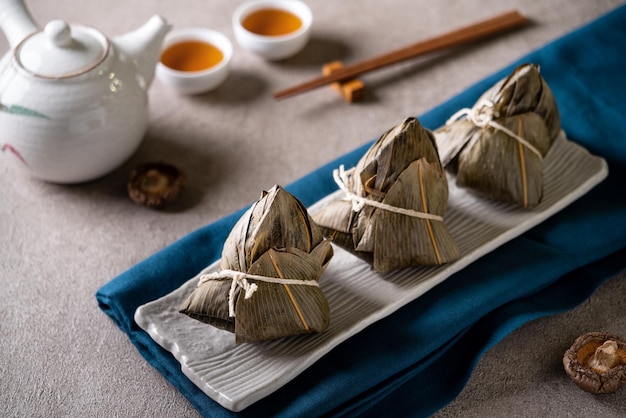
[135,132,608,411]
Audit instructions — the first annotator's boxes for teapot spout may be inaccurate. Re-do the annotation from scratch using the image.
[112,15,171,88]
[0,0,39,49]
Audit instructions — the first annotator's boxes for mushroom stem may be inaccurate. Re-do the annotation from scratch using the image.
[589,340,620,373]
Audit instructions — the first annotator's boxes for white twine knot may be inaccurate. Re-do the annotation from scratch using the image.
[446,99,543,159]
[332,165,444,222]
[198,269,319,318]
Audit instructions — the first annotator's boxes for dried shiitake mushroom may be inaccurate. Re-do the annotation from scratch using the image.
[127,162,185,208]
[563,332,626,394]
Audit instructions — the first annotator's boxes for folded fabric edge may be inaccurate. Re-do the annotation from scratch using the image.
[335,247,626,418]
[95,209,245,333]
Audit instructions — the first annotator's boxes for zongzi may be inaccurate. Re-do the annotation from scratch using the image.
[314,117,460,273]
[435,63,561,207]
[180,185,334,343]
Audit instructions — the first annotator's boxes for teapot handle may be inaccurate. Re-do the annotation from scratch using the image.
[0,0,39,49]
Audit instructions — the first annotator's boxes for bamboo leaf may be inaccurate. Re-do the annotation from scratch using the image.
[180,185,333,343]
[434,63,561,208]
[315,117,460,272]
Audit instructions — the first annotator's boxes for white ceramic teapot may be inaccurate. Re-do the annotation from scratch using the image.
[0,0,170,183]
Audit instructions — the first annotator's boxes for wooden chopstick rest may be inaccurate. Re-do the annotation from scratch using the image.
[322,61,365,103]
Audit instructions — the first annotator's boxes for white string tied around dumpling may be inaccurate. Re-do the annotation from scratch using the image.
[446,98,543,159]
[333,165,444,222]
[198,269,320,317]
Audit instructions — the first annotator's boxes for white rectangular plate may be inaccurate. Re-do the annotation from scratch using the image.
[135,133,607,412]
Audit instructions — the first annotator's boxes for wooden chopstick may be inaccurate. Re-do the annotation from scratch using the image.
[273,10,529,100]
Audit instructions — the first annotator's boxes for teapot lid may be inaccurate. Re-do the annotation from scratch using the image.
[15,20,110,79]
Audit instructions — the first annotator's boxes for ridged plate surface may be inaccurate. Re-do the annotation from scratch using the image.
[135,132,607,412]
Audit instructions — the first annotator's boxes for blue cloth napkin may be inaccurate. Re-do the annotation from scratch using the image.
[96,6,626,417]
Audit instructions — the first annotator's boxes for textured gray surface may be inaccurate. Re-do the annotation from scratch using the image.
[1,1,625,417]
[434,271,626,418]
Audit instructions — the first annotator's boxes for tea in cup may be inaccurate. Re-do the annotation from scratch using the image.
[232,0,313,60]
[156,28,233,94]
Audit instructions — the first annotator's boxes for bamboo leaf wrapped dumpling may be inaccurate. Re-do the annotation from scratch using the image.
[314,117,460,273]
[180,185,333,343]
[434,63,561,207]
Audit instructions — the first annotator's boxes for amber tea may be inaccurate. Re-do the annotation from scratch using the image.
[161,40,224,72]
[242,8,303,36]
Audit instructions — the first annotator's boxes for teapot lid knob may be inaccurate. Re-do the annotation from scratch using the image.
[15,21,109,79]
[45,20,73,48]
